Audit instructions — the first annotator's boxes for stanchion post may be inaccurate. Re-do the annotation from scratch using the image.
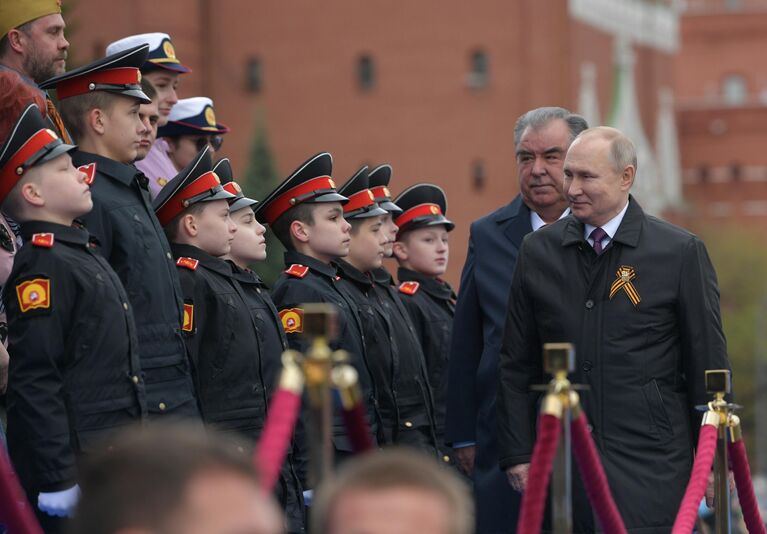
[543,343,576,534]
[706,369,732,534]
[301,304,338,487]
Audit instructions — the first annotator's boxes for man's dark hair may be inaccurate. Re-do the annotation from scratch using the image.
[0,20,33,59]
[163,202,207,243]
[58,92,119,143]
[271,202,316,250]
[513,107,589,150]
[140,78,157,100]
[70,424,258,534]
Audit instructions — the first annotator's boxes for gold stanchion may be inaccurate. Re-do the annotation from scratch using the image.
[705,369,734,534]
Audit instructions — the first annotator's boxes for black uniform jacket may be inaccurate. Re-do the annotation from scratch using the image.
[498,198,731,533]
[4,221,146,492]
[396,267,455,450]
[271,251,380,452]
[369,266,438,454]
[72,152,198,418]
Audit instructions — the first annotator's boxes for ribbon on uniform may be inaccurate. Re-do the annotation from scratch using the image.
[609,265,641,307]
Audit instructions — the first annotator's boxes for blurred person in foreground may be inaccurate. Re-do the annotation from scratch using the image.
[311,448,473,534]
[70,424,284,534]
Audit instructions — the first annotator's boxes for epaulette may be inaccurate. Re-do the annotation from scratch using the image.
[398,281,420,295]
[285,264,309,278]
[77,162,97,185]
[31,233,54,248]
[176,257,199,270]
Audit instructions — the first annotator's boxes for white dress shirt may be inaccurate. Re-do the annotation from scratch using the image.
[583,200,629,250]
[530,208,570,232]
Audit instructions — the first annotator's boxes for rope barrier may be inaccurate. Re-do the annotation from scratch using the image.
[571,412,628,534]
[516,413,562,534]
[0,449,44,534]
[671,421,719,534]
[728,417,766,534]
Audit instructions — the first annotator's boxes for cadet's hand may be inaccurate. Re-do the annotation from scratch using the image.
[454,445,476,476]
[0,342,8,394]
[506,463,530,492]
[705,471,735,508]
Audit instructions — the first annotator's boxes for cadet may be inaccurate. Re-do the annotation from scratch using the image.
[367,163,402,288]
[42,44,200,420]
[336,168,438,453]
[0,103,145,530]
[158,96,229,173]
[216,158,305,533]
[107,32,191,196]
[392,183,456,463]
[256,152,382,459]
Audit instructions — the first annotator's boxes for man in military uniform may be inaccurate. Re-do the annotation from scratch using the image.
[335,167,437,453]
[0,103,145,532]
[256,153,382,460]
[392,183,456,464]
[0,0,71,141]
[216,157,305,533]
[43,44,200,420]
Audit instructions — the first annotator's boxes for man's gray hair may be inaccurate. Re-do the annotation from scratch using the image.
[513,107,589,150]
[574,126,638,173]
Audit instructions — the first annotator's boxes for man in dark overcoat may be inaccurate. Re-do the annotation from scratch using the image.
[498,126,731,533]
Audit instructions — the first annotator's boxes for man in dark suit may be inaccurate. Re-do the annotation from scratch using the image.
[498,127,731,533]
[445,107,588,534]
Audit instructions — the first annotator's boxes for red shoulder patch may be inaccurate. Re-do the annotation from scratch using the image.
[77,163,97,185]
[285,264,309,278]
[398,281,420,295]
[176,257,199,270]
[31,233,54,248]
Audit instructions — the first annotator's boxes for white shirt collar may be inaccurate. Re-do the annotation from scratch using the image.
[583,200,629,244]
[530,208,570,232]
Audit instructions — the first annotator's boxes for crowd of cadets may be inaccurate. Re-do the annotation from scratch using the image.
[0,22,458,534]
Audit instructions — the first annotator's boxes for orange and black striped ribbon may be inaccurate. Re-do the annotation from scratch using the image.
[609,266,641,307]
[46,98,73,144]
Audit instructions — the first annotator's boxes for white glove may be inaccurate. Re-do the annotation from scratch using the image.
[38,484,80,517]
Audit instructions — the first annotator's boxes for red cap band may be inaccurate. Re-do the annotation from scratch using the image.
[0,128,59,202]
[394,203,443,229]
[343,189,376,214]
[370,185,391,201]
[55,67,143,100]
[223,181,242,197]
[156,171,222,226]
[262,175,336,224]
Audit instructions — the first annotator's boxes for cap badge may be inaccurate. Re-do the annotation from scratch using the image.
[204,106,216,126]
[430,205,439,214]
[163,40,177,60]
[328,179,336,188]
[383,187,391,197]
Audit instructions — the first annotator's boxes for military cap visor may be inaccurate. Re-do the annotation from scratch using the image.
[0,104,76,203]
[40,44,151,103]
[212,158,258,212]
[254,152,348,225]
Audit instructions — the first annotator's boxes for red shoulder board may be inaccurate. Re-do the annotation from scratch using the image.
[176,257,199,270]
[77,162,97,185]
[31,233,54,248]
[285,264,309,278]
[399,281,420,295]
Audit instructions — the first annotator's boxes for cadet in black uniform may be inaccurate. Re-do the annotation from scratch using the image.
[41,44,199,420]
[336,168,438,454]
[215,158,305,533]
[392,183,456,464]
[256,153,382,460]
[0,104,146,531]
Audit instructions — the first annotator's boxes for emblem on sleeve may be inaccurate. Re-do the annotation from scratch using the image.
[609,265,641,307]
[16,278,51,313]
[279,308,304,333]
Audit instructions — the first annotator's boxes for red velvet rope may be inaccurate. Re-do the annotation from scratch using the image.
[341,401,374,453]
[728,439,767,534]
[255,388,303,492]
[0,450,44,534]
[571,412,629,534]
[671,423,719,534]
[517,413,562,534]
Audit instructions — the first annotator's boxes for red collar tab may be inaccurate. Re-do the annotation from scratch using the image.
[398,281,420,295]
[285,264,309,278]
[31,233,55,248]
[156,171,222,226]
[371,185,392,201]
[78,163,97,185]
[0,128,60,202]
[395,203,442,229]
[176,257,199,270]
[55,67,143,100]
[262,175,336,224]
[343,189,376,214]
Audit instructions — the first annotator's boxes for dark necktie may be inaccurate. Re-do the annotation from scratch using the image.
[590,227,608,255]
